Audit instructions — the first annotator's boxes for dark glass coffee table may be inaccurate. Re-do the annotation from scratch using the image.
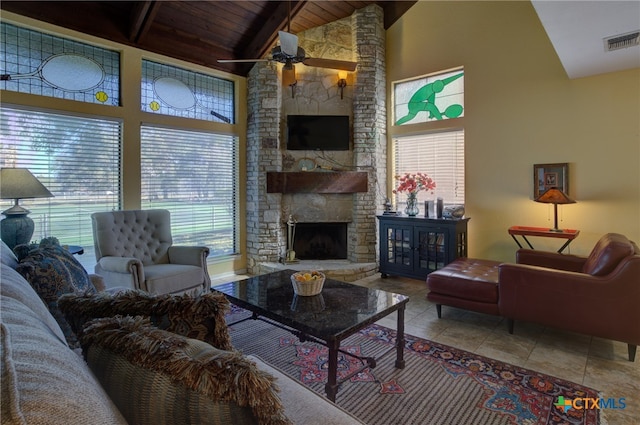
[213,269,409,402]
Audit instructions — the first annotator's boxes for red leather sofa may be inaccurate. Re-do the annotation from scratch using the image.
[427,233,640,361]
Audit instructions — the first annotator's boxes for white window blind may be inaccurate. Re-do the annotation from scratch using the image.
[0,106,122,268]
[140,126,238,258]
[394,130,465,207]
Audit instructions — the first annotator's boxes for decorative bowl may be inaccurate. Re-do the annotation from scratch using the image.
[290,271,325,296]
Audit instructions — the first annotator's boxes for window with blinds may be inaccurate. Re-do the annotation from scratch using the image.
[0,106,122,268]
[140,126,238,258]
[394,130,465,207]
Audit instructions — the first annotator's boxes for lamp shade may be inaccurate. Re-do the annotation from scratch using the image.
[534,187,575,205]
[1,168,54,200]
[1,168,54,249]
[534,187,575,232]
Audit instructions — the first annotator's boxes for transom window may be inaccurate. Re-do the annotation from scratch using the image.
[141,60,234,124]
[393,68,464,126]
[0,22,120,106]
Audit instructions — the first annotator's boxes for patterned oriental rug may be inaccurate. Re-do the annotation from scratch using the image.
[226,309,601,425]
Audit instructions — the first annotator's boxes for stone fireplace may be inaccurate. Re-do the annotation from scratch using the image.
[245,5,387,278]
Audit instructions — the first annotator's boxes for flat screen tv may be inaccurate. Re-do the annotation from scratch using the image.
[286,115,350,151]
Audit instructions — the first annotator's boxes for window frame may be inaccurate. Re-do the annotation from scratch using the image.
[393,129,465,210]
[0,105,122,269]
[140,124,239,258]
[0,17,245,273]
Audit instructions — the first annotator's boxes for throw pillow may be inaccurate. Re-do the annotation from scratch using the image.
[81,316,291,425]
[14,238,96,348]
[58,290,233,350]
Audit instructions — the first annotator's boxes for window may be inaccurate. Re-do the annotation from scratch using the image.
[1,22,242,272]
[0,106,122,267]
[393,68,464,125]
[394,130,465,208]
[0,22,120,105]
[141,60,234,124]
[140,126,238,258]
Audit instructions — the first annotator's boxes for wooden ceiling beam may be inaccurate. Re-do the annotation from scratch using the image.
[240,0,309,60]
[128,1,162,43]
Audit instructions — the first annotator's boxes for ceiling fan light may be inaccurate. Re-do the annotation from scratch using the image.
[282,66,296,86]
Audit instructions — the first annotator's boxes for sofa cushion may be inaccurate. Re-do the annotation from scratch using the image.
[0,264,67,345]
[143,263,206,294]
[58,289,233,350]
[427,258,500,303]
[582,233,635,276]
[14,239,97,347]
[81,316,291,425]
[0,240,18,269]
[0,296,127,425]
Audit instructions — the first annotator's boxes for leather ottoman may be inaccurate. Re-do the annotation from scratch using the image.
[426,258,501,317]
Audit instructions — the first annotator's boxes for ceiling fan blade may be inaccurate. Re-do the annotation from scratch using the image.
[279,31,298,57]
[302,58,358,71]
[217,58,269,63]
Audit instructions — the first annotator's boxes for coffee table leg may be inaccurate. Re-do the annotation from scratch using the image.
[395,304,406,369]
[325,341,339,402]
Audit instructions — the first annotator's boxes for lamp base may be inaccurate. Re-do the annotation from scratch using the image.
[548,228,564,233]
[1,213,34,250]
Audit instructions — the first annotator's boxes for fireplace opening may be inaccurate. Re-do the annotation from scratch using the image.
[292,223,348,260]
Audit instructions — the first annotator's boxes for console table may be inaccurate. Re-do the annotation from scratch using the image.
[377,216,470,280]
[508,226,580,253]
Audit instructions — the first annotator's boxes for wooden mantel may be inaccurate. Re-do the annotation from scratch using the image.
[266,171,368,194]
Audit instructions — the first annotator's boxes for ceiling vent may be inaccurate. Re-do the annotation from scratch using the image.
[604,31,640,52]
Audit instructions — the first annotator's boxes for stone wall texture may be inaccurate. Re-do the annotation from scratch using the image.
[246,4,386,273]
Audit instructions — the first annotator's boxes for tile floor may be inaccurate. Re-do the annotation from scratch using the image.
[352,274,640,425]
[213,272,639,424]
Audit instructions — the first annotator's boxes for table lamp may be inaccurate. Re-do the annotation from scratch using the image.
[1,168,54,249]
[534,187,575,232]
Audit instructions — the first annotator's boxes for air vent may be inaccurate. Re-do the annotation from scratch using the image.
[604,31,640,52]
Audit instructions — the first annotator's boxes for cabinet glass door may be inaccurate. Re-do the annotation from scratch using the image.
[415,228,448,272]
[385,226,413,266]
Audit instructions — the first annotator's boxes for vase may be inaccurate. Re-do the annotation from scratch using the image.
[405,193,419,217]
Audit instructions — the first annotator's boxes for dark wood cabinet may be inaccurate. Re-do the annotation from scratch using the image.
[377,215,470,280]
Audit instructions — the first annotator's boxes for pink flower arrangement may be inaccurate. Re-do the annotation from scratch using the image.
[393,172,436,195]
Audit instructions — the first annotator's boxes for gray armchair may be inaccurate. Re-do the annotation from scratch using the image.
[91,209,210,295]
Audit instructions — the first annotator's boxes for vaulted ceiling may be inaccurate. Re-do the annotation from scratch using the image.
[2,1,637,80]
[0,1,416,77]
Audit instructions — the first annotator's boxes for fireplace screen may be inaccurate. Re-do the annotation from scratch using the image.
[292,223,348,260]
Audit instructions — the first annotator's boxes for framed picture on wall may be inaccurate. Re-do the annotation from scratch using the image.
[533,163,568,198]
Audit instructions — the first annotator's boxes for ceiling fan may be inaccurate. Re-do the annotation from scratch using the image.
[217,2,357,83]
[219,31,357,72]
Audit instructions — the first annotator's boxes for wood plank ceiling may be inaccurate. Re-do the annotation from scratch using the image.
[1,1,416,76]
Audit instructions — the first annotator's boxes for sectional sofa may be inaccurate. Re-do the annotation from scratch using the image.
[0,240,364,424]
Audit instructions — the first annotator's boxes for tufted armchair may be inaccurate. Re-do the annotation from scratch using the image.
[91,209,210,295]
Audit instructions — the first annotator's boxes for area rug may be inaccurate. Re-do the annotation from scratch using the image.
[226,308,601,425]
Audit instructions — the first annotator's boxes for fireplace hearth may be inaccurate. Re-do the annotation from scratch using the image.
[292,223,348,260]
